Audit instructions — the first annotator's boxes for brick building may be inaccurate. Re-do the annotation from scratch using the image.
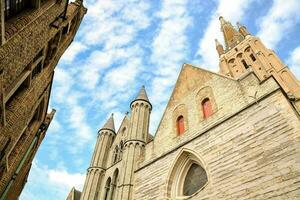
[0,0,86,199]
[68,17,300,200]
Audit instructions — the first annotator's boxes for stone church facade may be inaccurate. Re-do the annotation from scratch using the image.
[68,17,300,200]
[0,0,86,199]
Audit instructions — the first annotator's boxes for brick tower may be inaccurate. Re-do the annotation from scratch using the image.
[0,0,86,199]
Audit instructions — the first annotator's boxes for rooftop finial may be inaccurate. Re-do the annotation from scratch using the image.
[219,16,226,25]
[215,39,224,57]
[215,39,221,46]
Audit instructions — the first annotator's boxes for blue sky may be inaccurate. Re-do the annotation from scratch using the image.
[20,0,300,199]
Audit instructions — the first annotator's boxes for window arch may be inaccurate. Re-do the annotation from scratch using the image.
[202,98,213,119]
[167,149,208,199]
[112,146,119,164]
[110,169,119,200]
[177,116,185,135]
[118,141,124,160]
[104,177,111,200]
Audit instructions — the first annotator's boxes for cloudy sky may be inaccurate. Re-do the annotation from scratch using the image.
[20,0,300,199]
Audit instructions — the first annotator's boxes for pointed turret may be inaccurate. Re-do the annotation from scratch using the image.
[80,114,116,200]
[100,113,115,133]
[219,16,244,50]
[215,39,224,57]
[237,22,250,37]
[131,85,150,105]
[118,86,152,199]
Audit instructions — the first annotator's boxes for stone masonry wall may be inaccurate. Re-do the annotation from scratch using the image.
[134,90,300,199]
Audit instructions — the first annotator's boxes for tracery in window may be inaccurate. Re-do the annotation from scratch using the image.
[183,163,208,196]
[166,149,208,199]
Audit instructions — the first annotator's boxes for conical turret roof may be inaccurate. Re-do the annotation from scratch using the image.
[100,114,115,132]
[135,85,150,102]
[130,85,152,108]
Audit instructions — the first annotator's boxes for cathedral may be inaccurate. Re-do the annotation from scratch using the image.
[67,17,300,200]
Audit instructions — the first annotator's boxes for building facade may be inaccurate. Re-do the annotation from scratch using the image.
[68,17,300,200]
[0,0,86,199]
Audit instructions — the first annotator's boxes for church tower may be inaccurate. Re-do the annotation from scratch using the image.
[117,86,151,200]
[217,16,300,111]
[80,114,116,200]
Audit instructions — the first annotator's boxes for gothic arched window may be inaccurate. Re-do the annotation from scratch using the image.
[177,116,185,135]
[104,177,111,200]
[111,169,119,199]
[167,150,208,199]
[112,146,119,164]
[183,163,208,196]
[202,98,212,119]
[118,141,124,160]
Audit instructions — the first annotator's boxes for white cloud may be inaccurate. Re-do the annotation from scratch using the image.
[61,41,87,63]
[48,168,85,189]
[68,103,93,142]
[20,161,85,200]
[149,0,192,133]
[151,0,191,74]
[52,67,93,150]
[287,46,300,79]
[81,0,150,46]
[257,0,300,49]
[53,68,73,103]
[195,0,255,71]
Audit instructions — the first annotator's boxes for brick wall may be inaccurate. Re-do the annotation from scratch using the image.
[0,0,86,198]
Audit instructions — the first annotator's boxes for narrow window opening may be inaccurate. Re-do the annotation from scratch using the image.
[104,178,111,200]
[250,54,256,61]
[4,0,32,20]
[241,59,248,69]
[202,98,213,119]
[33,49,43,63]
[32,61,42,78]
[177,116,185,135]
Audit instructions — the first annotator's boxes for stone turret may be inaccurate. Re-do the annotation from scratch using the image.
[217,17,300,111]
[80,114,116,200]
[118,86,151,200]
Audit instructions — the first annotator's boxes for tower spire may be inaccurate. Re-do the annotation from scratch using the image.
[215,39,224,57]
[131,85,151,107]
[136,85,149,102]
[237,22,250,37]
[100,113,115,133]
[219,16,244,50]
